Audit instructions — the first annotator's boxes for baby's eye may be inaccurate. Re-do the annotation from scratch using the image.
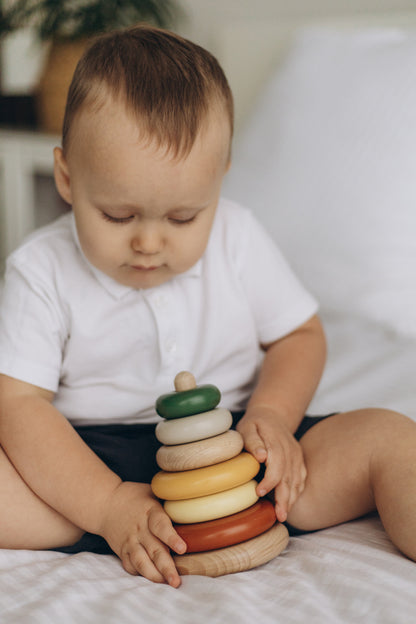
[169,215,197,225]
[102,212,134,224]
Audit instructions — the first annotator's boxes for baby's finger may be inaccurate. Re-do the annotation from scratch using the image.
[122,544,165,584]
[148,507,187,555]
[256,448,285,497]
[274,477,291,523]
[256,435,295,496]
[121,554,138,576]
[147,541,182,588]
[237,422,268,463]
[287,464,307,511]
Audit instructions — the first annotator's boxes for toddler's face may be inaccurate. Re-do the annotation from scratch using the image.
[54,99,231,289]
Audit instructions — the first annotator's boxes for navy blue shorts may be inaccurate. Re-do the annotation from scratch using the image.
[53,413,332,555]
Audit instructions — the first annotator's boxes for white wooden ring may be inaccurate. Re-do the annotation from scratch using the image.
[155,408,232,445]
[164,480,259,524]
[156,430,244,472]
[151,452,260,500]
[173,522,289,578]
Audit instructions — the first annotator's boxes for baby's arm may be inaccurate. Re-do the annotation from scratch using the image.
[0,374,186,587]
[236,314,326,522]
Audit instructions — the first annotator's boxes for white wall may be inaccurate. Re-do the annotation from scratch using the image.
[177,0,416,49]
[3,0,416,94]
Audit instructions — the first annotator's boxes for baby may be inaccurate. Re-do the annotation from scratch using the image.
[0,25,415,589]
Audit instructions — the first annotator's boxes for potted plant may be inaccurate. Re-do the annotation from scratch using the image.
[0,0,180,133]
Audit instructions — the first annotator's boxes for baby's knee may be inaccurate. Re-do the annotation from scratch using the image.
[361,408,416,470]
[348,407,415,443]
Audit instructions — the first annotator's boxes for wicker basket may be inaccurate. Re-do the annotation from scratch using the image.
[36,39,87,135]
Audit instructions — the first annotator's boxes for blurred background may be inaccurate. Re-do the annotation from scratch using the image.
[2,0,416,131]
[1,0,415,271]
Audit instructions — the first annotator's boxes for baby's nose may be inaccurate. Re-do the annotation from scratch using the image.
[131,225,162,254]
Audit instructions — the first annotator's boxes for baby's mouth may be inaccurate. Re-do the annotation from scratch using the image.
[131,264,160,271]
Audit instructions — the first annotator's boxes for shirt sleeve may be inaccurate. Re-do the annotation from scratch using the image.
[0,255,67,392]
[235,206,318,345]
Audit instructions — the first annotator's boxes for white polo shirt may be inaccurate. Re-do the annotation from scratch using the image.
[0,198,317,425]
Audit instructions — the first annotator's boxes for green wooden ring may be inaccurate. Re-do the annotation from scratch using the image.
[156,384,221,419]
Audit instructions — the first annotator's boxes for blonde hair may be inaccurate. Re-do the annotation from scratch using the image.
[62,24,234,157]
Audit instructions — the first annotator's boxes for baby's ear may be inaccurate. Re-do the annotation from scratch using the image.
[53,147,72,205]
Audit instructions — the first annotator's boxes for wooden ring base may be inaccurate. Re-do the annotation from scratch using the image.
[173,522,289,577]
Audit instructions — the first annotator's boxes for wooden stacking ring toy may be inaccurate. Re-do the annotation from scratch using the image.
[173,522,289,577]
[151,452,259,500]
[153,371,290,577]
[174,499,277,553]
[156,371,221,419]
[164,479,259,524]
[155,408,232,446]
[156,429,244,472]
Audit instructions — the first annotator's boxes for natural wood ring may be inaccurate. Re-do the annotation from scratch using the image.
[151,452,259,500]
[156,384,221,419]
[164,480,259,523]
[155,408,232,446]
[173,522,289,577]
[156,430,244,472]
[174,499,277,552]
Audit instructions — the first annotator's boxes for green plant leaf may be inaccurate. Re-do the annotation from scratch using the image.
[0,0,180,40]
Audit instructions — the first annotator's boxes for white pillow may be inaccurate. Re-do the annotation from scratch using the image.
[224,27,416,337]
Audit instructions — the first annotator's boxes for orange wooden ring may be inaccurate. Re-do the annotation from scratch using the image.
[174,500,276,553]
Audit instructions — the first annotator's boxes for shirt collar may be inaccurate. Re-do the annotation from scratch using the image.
[70,212,202,300]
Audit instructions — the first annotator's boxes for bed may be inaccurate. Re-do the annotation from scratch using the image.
[2,10,416,623]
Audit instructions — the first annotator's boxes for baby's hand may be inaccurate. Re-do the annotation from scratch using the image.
[98,481,186,587]
[236,406,307,523]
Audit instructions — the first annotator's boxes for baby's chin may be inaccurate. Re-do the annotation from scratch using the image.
[115,264,177,289]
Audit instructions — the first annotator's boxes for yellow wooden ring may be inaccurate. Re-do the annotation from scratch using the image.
[156,430,244,472]
[164,480,259,523]
[173,522,289,577]
[155,408,232,446]
[151,452,259,500]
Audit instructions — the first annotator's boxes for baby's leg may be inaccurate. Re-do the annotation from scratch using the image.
[287,408,416,560]
[0,446,83,549]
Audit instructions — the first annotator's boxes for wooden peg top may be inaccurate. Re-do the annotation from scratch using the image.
[174,371,196,392]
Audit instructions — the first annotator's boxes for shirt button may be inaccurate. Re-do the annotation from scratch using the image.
[154,295,167,308]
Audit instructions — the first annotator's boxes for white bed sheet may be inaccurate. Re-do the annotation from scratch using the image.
[0,312,415,623]
[1,515,415,623]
